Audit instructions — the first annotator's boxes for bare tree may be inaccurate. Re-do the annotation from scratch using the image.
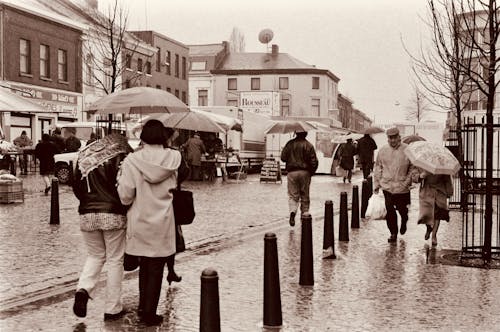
[404,84,434,122]
[228,27,246,53]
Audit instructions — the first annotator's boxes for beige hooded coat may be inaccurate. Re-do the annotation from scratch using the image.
[117,144,181,257]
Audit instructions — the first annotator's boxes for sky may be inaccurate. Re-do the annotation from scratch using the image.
[99,0,447,125]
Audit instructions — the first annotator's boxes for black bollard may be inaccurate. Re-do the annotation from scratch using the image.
[322,200,336,259]
[263,233,282,328]
[338,192,349,241]
[351,185,360,228]
[50,178,60,225]
[361,179,369,219]
[299,213,314,286]
[200,268,221,332]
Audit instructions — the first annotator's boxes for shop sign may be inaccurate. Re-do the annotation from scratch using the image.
[240,92,280,116]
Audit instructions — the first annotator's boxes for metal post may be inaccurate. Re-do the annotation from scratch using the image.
[339,192,349,241]
[49,178,59,225]
[351,185,360,228]
[200,268,220,332]
[299,213,314,286]
[322,200,336,259]
[263,233,282,328]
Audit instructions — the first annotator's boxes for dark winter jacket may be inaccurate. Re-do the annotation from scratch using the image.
[35,141,57,175]
[72,153,129,215]
[339,141,357,170]
[281,137,318,174]
[357,135,377,165]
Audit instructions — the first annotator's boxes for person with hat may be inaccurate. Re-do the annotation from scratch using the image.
[373,127,413,243]
[280,130,318,226]
[338,137,357,183]
[357,133,378,179]
[182,132,206,181]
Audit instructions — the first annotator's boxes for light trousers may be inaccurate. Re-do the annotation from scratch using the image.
[77,228,126,315]
[287,170,311,215]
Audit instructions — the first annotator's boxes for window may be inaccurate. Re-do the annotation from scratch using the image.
[175,54,179,77]
[19,39,31,74]
[40,44,50,78]
[165,51,171,75]
[156,48,161,72]
[182,56,187,79]
[145,61,151,75]
[156,85,161,89]
[191,61,206,71]
[85,54,93,85]
[227,99,238,107]
[125,80,131,89]
[312,77,320,89]
[228,78,237,90]
[125,54,132,69]
[281,97,290,116]
[251,77,260,90]
[167,87,171,93]
[137,58,143,72]
[279,77,288,90]
[182,91,187,103]
[175,89,179,98]
[198,89,208,106]
[58,49,68,81]
[311,98,320,116]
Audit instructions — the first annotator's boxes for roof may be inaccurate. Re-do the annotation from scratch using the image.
[212,52,340,82]
[189,43,226,56]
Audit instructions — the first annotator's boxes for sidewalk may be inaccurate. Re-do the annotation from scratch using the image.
[1,179,500,331]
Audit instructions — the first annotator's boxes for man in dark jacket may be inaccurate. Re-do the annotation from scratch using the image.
[280,130,318,226]
[357,133,378,179]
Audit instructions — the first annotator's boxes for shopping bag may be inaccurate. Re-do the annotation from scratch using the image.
[365,192,387,220]
[172,188,195,225]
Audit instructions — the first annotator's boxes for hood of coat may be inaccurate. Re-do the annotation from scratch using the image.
[126,144,181,184]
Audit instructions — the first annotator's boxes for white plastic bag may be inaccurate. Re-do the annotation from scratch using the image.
[365,192,387,220]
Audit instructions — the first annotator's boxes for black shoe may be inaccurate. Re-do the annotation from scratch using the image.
[104,309,127,321]
[425,225,433,240]
[141,314,163,326]
[400,222,407,235]
[289,211,296,226]
[73,289,89,318]
[167,272,182,285]
[343,177,346,183]
[387,235,397,243]
[44,186,51,195]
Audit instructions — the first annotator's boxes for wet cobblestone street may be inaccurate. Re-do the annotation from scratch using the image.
[1,173,500,331]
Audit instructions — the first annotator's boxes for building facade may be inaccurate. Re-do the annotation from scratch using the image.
[0,1,85,142]
[129,30,189,104]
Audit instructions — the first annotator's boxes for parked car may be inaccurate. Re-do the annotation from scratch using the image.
[53,122,139,184]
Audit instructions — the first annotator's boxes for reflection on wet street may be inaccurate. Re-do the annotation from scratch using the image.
[1,173,500,330]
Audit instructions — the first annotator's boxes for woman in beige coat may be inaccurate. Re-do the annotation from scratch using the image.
[117,120,188,326]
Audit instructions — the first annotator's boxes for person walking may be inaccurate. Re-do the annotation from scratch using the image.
[117,120,189,326]
[373,127,413,243]
[412,169,453,246]
[71,133,133,321]
[50,128,66,154]
[34,134,58,194]
[280,130,318,226]
[357,133,378,179]
[65,127,81,152]
[338,137,357,183]
[13,130,33,175]
[182,132,205,181]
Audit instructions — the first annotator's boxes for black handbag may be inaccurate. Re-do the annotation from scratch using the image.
[172,183,195,225]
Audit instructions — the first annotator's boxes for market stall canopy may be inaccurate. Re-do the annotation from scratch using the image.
[362,126,385,135]
[0,88,48,113]
[265,120,316,134]
[140,111,227,133]
[86,87,189,115]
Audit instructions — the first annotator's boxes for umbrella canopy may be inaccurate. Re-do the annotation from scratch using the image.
[331,132,363,143]
[362,126,384,135]
[404,141,460,175]
[190,109,243,132]
[87,87,189,115]
[402,134,426,144]
[144,111,227,133]
[0,89,48,113]
[265,120,316,134]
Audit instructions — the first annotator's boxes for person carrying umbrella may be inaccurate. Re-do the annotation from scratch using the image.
[280,130,318,226]
[338,137,357,183]
[373,127,414,243]
[357,133,378,179]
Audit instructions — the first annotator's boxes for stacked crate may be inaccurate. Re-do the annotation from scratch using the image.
[0,180,24,203]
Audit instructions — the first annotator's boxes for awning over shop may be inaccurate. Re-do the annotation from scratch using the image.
[0,88,48,113]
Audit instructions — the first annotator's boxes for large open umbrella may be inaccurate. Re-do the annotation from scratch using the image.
[404,141,460,175]
[0,89,48,113]
[331,132,363,143]
[265,120,316,134]
[143,111,227,133]
[362,126,384,135]
[190,109,243,132]
[87,87,189,115]
[402,134,426,144]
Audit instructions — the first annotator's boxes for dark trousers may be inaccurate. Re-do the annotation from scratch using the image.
[137,255,177,317]
[362,165,372,179]
[382,191,410,235]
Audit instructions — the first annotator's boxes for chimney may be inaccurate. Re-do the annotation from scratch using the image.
[271,44,279,55]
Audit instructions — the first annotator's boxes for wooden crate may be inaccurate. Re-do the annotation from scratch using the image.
[0,181,24,203]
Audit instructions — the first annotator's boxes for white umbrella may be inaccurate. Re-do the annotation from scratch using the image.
[264,120,316,134]
[0,89,48,113]
[87,87,189,115]
[142,111,227,133]
[404,141,460,175]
